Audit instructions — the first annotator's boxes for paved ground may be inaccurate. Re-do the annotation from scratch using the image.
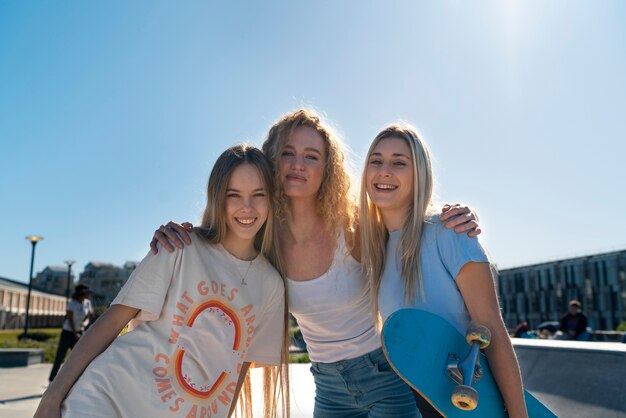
[3,341,626,418]
[0,364,51,418]
[0,363,316,418]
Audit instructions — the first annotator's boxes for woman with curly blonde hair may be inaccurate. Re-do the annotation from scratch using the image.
[151,109,480,417]
[262,109,356,234]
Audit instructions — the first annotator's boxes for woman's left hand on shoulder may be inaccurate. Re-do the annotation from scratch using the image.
[439,203,481,237]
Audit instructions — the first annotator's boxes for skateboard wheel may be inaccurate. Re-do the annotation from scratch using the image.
[451,384,479,410]
[466,324,491,349]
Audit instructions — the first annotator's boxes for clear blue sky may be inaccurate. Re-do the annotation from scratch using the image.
[2,1,625,284]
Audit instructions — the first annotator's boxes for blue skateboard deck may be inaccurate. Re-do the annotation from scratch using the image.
[381,309,557,417]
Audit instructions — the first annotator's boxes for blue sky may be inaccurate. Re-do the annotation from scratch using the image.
[2,1,625,284]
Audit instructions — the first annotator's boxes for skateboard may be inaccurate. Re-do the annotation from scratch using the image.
[381,308,557,417]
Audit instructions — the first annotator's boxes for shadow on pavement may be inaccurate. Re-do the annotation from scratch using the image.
[0,393,44,404]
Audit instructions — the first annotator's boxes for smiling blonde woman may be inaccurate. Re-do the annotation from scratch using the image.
[36,145,289,418]
[361,124,528,418]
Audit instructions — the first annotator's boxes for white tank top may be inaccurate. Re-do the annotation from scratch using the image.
[287,234,381,363]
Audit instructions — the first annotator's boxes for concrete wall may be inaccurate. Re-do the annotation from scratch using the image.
[513,339,626,418]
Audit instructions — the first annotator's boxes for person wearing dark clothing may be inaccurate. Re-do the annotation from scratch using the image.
[48,284,93,382]
[513,321,530,338]
[560,300,589,341]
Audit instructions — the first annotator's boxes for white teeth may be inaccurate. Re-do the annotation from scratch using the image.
[375,183,397,190]
[236,218,256,225]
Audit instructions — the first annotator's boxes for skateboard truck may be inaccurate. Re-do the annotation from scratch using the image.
[445,323,491,411]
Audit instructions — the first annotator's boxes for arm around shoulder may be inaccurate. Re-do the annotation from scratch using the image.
[150,221,194,254]
[438,203,482,237]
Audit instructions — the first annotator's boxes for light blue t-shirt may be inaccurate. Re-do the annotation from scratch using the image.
[378,215,490,334]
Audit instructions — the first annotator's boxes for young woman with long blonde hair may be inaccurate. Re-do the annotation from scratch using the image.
[360,124,528,418]
[35,145,289,418]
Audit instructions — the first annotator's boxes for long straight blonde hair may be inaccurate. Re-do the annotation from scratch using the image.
[196,144,290,418]
[360,124,435,327]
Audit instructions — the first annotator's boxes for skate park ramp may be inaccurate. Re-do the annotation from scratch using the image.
[513,339,626,418]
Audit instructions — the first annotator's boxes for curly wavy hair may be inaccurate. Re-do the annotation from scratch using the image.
[262,109,355,234]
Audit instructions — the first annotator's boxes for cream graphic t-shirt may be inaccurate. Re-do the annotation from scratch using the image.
[62,234,285,418]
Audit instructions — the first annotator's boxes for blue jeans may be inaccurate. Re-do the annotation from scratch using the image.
[310,347,419,418]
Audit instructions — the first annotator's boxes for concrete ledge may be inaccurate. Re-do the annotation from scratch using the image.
[0,349,44,368]
[512,339,626,417]
[514,338,626,353]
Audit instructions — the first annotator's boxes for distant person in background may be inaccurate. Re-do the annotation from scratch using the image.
[538,329,552,339]
[513,321,531,338]
[560,300,590,341]
[48,284,93,383]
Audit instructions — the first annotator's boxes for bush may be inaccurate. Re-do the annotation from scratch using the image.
[290,353,310,363]
[617,321,626,332]
[0,328,61,363]
[18,332,53,342]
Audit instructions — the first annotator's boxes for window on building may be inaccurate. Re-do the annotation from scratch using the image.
[539,270,548,290]
[529,270,538,292]
[594,261,602,286]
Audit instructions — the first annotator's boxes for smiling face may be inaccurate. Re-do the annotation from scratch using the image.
[278,126,326,200]
[221,163,269,256]
[365,137,414,229]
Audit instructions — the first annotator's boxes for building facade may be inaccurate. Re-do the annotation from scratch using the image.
[498,249,626,331]
[79,261,137,307]
[0,276,67,329]
[32,266,74,297]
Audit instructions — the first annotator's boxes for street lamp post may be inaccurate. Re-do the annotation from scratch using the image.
[23,235,44,338]
[64,260,75,303]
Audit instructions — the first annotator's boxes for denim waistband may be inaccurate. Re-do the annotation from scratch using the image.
[310,347,386,373]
